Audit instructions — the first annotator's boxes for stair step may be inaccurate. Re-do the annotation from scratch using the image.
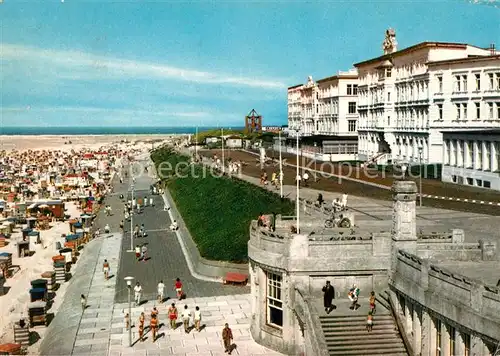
[327,337,403,346]
[325,329,401,338]
[319,314,392,320]
[321,320,395,328]
[328,345,407,355]
[330,352,407,356]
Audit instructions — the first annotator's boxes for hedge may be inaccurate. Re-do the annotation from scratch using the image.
[151,148,294,263]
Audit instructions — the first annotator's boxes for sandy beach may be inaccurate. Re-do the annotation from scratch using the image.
[0,134,177,152]
[0,136,171,353]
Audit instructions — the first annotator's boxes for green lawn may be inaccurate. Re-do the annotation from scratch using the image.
[151,147,294,263]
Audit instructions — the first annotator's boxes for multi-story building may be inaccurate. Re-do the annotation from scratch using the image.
[355,29,499,166]
[287,70,359,137]
[429,55,500,189]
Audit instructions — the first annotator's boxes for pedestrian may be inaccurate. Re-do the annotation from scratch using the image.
[366,311,373,332]
[80,294,87,311]
[151,307,158,319]
[182,305,191,333]
[134,282,142,306]
[138,312,145,342]
[141,244,148,262]
[119,220,124,231]
[369,291,376,314]
[222,323,233,354]
[124,313,130,330]
[140,223,146,237]
[175,278,183,299]
[104,224,110,233]
[194,306,201,332]
[157,280,165,303]
[103,259,110,280]
[150,314,158,342]
[134,224,139,238]
[322,280,335,314]
[135,245,141,261]
[150,197,154,207]
[302,171,309,186]
[168,303,178,329]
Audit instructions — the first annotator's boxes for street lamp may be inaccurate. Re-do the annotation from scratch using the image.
[295,126,301,234]
[129,184,135,252]
[313,142,318,182]
[278,129,283,198]
[418,146,423,207]
[124,276,135,347]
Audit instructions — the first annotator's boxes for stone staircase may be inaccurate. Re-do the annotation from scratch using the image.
[318,299,408,356]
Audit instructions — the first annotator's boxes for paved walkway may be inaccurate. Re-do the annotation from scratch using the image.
[114,160,248,304]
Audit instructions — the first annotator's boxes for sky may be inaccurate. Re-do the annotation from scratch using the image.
[1,0,499,128]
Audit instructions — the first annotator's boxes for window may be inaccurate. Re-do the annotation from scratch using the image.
[348,120,357,132]
[386,68,392,78]
[476,179,483,187]
[489,73,494,89]
[485,142,491,170]
[448,326,456,355]
[467,177,474,185]
[387,92,391,101]
[316,105,319,114]
[484,181,491,189]
[266,272,283,328]
[316,92,319,99]
[462,75,468,91]
[475,73,481,91]
[456,104,461,120]
[347,84,358,96]
[488,103,494,119]
[348,102,357,114]
[463,103,468,119]
[454,75,461,92]
[468,141,474,168]
[497,73,500,90]
[475,102,481,119]
[437,76,443,92]
[438,104,443,120]
[497,103,500,120]
[445,140,450,165]
[435,319,442,356]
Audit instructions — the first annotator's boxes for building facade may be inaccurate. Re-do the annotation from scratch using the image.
[442,130,500,190]
[248,181,500,356]
[355,29,499,165]
[287,70,359,137]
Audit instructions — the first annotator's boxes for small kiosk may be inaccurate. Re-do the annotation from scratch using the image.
[28,301,47,327]
[26,217,37,229]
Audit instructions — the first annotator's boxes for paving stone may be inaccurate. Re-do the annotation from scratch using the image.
[91,342,110,351]
[76,333,94,340]
[172,346,198,354]
[72,345,92,354]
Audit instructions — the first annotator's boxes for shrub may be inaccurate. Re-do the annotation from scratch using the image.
[151,148,294,263]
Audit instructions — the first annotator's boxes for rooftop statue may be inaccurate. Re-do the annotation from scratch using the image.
[382,28,398,54]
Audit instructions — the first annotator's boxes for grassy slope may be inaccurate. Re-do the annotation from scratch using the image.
[151,148,294,263]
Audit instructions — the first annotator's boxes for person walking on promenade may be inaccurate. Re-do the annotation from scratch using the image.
[134,282,142,306]
[140,223,146,237]
[194,306,201,332]
[138,312,145,342]
[80,294,87,311]
[134,224,140,238]
[119,220,124,232]
[222,323,233,354]
[366,311,373,332]
[103,259,110,280]
[151,307,158,319]
[150,196,154,207]
[124,313,130,330]
[157,280,165,303]
[182,305,191,333]
[175,278,183,300]
[150,313,158,342]
[322,280,335,314]
[369,291,376,315]
[141,244,148,262]
[135,245,141,261]
[168,303,178,329]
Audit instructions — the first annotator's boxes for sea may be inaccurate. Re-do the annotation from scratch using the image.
[0,126,242,136]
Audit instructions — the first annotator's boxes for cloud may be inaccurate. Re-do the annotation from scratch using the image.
[0,105,240,127]
[1,44,287,90]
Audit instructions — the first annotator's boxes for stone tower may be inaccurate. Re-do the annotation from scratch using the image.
[391,181,418,270]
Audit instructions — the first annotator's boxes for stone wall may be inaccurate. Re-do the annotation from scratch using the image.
[391,250,500,344]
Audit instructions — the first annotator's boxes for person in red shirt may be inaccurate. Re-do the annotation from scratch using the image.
[175,278,183,300]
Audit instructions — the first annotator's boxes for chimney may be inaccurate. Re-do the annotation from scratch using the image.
[490,43,496,55]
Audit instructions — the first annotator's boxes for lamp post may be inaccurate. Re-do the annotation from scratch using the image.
[418,146,423,207]
[313,142,318,182]
[221,127,225,174]
[124,276,135,347]
[295,126,301,234]
[130,184,134,252]
[278,129,283,198]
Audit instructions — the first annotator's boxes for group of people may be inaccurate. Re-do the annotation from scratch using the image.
[322,281,377,332]
[257,212,276,232]
[133,278,185,307]
[134,244,149,262]
[260,170,283,188]
[315,192,349,212]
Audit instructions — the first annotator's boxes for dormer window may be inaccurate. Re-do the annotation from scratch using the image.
[386,68,392,78]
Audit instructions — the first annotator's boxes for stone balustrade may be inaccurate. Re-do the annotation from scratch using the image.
[391,250,500,344]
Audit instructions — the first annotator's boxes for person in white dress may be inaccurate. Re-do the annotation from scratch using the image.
[194,306,202,332]
[182,305,191,333]
[157,280,165,303]
[134,282,142,306]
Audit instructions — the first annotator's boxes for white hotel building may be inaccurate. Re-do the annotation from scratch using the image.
[355,30,500,172]
[287,69,359,137]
